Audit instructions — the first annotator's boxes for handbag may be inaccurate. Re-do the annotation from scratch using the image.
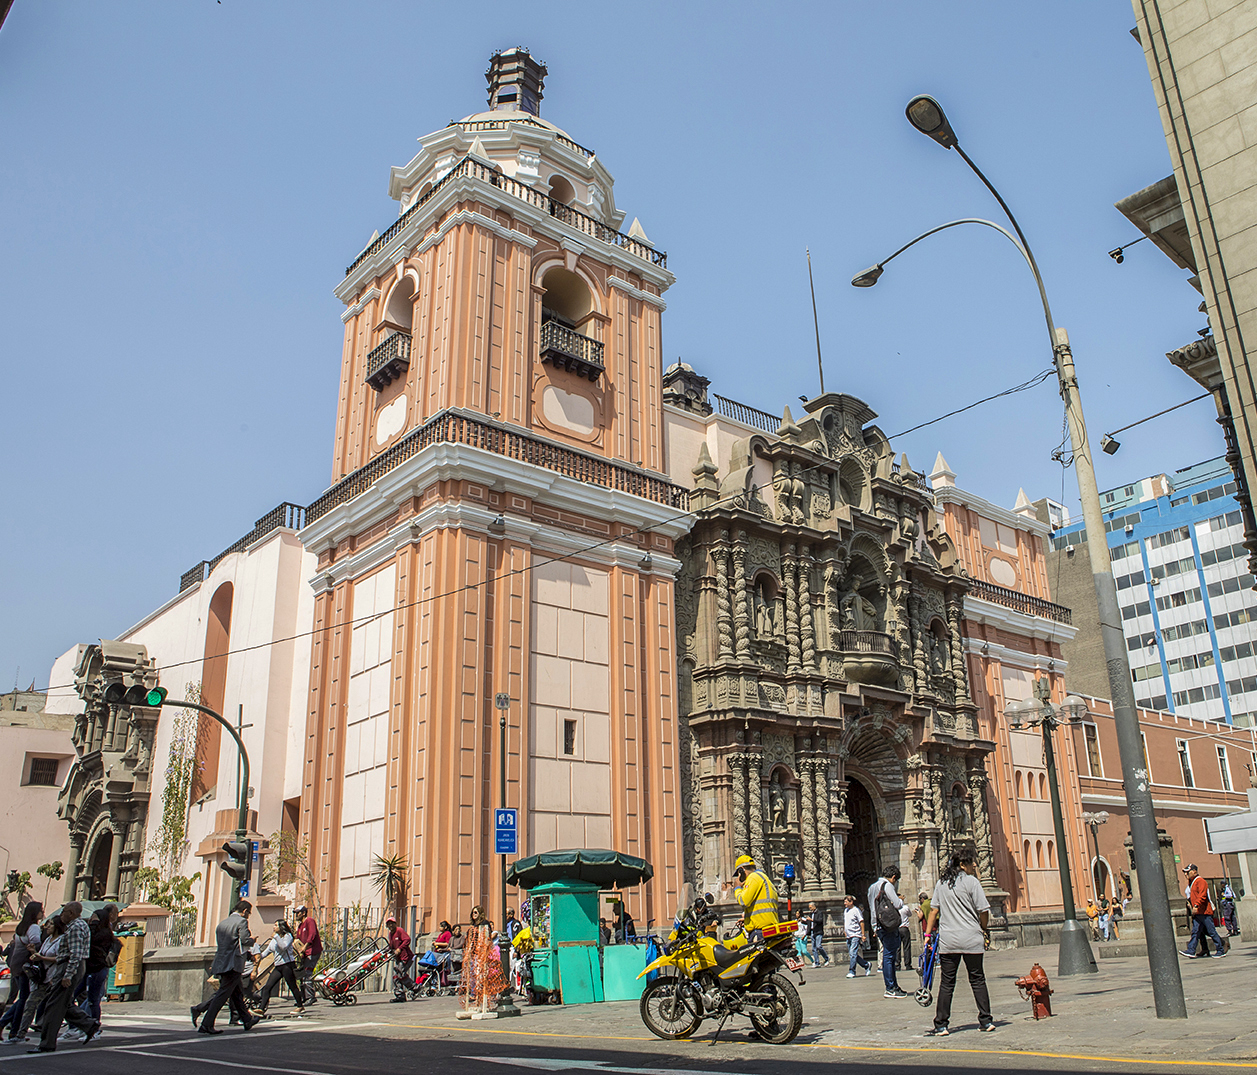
[25,960,46,985]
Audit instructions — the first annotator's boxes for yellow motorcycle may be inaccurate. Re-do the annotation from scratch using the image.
[637,895,805,1044]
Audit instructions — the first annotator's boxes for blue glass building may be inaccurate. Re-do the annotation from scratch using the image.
[1050,457,1256,726]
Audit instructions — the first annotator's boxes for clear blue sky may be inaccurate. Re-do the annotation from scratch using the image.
[0,2,1218,689]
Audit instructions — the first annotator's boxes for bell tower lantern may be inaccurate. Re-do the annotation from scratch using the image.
[485,47,547,115]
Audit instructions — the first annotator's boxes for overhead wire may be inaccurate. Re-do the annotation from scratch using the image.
[31,368,1061,696]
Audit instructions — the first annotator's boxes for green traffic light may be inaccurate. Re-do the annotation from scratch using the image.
[146,687,168,707]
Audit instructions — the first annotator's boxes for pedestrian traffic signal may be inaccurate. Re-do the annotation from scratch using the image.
[221,840,251,885]
[102,682,168,708]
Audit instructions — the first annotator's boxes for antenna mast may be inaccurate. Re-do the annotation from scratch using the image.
[807,248,825,395]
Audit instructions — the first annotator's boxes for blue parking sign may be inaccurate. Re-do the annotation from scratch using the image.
[495,808,517,854]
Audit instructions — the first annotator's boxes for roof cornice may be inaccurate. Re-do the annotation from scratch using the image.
[932,484,1050,537]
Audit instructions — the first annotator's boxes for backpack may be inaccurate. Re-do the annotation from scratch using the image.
[875,882,901,930]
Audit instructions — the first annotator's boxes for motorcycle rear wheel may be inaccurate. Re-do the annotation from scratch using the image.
[640,978,702,1040]
[748,973,803,1045]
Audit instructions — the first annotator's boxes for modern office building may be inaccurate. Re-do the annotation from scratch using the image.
[1045,457,1256,725]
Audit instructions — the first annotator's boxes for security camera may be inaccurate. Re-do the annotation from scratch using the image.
[1109,248,1125,264]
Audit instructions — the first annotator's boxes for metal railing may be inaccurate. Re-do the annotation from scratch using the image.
[346,156,666,276]
[178,503,308,592]
[968,578,1073,625]
[307,409,690,524]
[366,331,412,383]
[891,462,932,494]
[539,320,604,375]
[712,394,779,432]
[448,116,595,159]
[836,629,899,656]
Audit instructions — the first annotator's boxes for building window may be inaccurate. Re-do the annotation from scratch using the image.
[1218,746,1233,793]
[1047,840,1056,868]
[563,719,577,756]
[1084,724,1103,778]
[1177,740,1194,788]
[26,757,60,786]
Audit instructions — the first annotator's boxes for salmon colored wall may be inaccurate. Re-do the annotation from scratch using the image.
[191,582,233,803]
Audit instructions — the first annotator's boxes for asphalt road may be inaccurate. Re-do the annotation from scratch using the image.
[0,988,1248,1075]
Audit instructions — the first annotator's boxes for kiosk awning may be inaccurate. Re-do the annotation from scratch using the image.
[506,848,653,889]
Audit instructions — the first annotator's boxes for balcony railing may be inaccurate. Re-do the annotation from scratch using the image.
[346,156,666,276]
[969,578,1073,625]
[366,332,411,391]
[712,394,779,432]
[891,462,932,494]
[835,629,899,657]
[179,502,307,592]
[448,117,595,159]
[306,409,689,524]
[539,320,604,380]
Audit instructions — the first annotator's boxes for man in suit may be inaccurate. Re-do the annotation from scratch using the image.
[191,901,259,1033]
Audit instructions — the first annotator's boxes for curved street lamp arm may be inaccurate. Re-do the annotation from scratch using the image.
[160,698,251,838]
[876,217,1057,348]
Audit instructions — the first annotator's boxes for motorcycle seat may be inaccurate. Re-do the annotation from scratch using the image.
[711,944,746,968]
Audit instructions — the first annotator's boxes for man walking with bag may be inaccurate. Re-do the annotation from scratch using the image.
[28,902,100,1054]
[868,864,908,998]
[191,900,259,1033]
[1181,864,1229,958]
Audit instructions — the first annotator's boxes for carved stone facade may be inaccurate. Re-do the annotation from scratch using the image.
[674,393,999,921]
[56,642,162,905]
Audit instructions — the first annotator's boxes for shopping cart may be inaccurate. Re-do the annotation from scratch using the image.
[313,937,391,1006]
[916,931,939,1007]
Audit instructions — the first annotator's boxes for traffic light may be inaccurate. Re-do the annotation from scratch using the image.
[102,682,168,708]
[221,840,251,895]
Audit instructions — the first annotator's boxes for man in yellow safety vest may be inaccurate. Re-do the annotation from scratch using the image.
[733,854,782,933]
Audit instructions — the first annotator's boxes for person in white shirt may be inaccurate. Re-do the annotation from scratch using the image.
[254,921,304,1016]
[897,901,914,971]
[842,896,872,978]
[868,865,908,997]
[925,848,993,1036]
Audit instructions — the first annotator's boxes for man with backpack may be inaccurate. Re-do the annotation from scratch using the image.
[868,864,909,998]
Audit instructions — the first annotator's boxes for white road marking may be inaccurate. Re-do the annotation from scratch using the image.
[465,1058,764,1075]
[107,1050,341,1075]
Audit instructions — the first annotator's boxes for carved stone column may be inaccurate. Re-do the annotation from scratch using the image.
[64,836,83,902]
[798,744,818,892]
[799,546,815,670]
[716,533,734,659]
[784,543,801,674]
[105,822,125,901]
[832,758,850,893]
[747,739,766,867]
[816,757,835,892]
[947,594,970,706]
[968,765,997,884]
[729,750,748,861]
[732,530,751,659]
[910,589,928,689]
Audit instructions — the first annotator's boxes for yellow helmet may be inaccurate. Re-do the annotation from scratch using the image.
[734,854,755,870]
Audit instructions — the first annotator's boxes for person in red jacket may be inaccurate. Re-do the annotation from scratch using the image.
[293,906,322,1006]
[385,917,414,1001]
[1181,864,1229,959]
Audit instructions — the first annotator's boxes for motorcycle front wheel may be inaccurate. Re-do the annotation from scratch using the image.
[748,973,803,1045]
[640,978,702,1040]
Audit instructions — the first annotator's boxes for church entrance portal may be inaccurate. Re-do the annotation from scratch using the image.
[844,777,877,916]
[89,831,112,901]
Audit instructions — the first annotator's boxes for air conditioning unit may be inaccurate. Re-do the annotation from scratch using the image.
[1066,545,1076,555]
[1125,524,1135,534]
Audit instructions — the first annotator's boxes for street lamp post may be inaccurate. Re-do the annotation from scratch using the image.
[494,692,521,1017]
[852,94,1187,1018]
[1082,811,1110,902]
[1005,680,1096,975]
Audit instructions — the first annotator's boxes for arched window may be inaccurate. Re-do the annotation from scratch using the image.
[1038,773,1048,800]
[191,582,233,803]
[1014,771,1024,799]
[1047,840,1056,867]
[1023,839,1031,865]
[1036,840,1045,868]
[540,266,593,328]
[383,277,416,334]
[548,174,576,206]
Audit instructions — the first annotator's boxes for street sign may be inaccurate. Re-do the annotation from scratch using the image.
[495,693,511,710]
[495,807,517,854]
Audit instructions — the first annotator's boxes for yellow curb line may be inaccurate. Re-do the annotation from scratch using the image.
[388,1021,1257,1069]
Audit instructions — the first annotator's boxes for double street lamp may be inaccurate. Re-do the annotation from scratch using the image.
[1004,679,1095,974]
[852,95,1187,1017]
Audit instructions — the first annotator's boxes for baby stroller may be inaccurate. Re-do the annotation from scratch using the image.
[916,931,939,1007]
[313,937,391,1006]
[395,951,442,1000]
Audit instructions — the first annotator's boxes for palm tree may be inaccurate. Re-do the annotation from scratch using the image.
[370,852,408,921]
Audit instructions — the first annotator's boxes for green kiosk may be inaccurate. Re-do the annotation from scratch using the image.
[506,848,652,1005]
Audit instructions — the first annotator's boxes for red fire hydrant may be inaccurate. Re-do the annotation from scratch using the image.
[1014,962,1054,1020]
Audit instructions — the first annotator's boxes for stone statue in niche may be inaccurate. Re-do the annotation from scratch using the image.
[754,580,775,638]
[949,786,969,834]
[840,573,878,632]
[928,628,950,675]
[769,771,790,830]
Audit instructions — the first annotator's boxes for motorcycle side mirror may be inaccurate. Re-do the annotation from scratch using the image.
[704,893,715,905]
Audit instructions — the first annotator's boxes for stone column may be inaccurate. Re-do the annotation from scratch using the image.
[816,758,835,892]
[729,751,748,859]
[784,544,801,674]
[910,589,928,689]
[968,765,997,884]
[832,760,850,894]
[64,837,82,902]
[798,744,819,892]
[948,594,970,705]
[799,546,815,669]
[733,530,751,659]
[747,739,765,868]
[716,533,734,659]
[105,822,125,901]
